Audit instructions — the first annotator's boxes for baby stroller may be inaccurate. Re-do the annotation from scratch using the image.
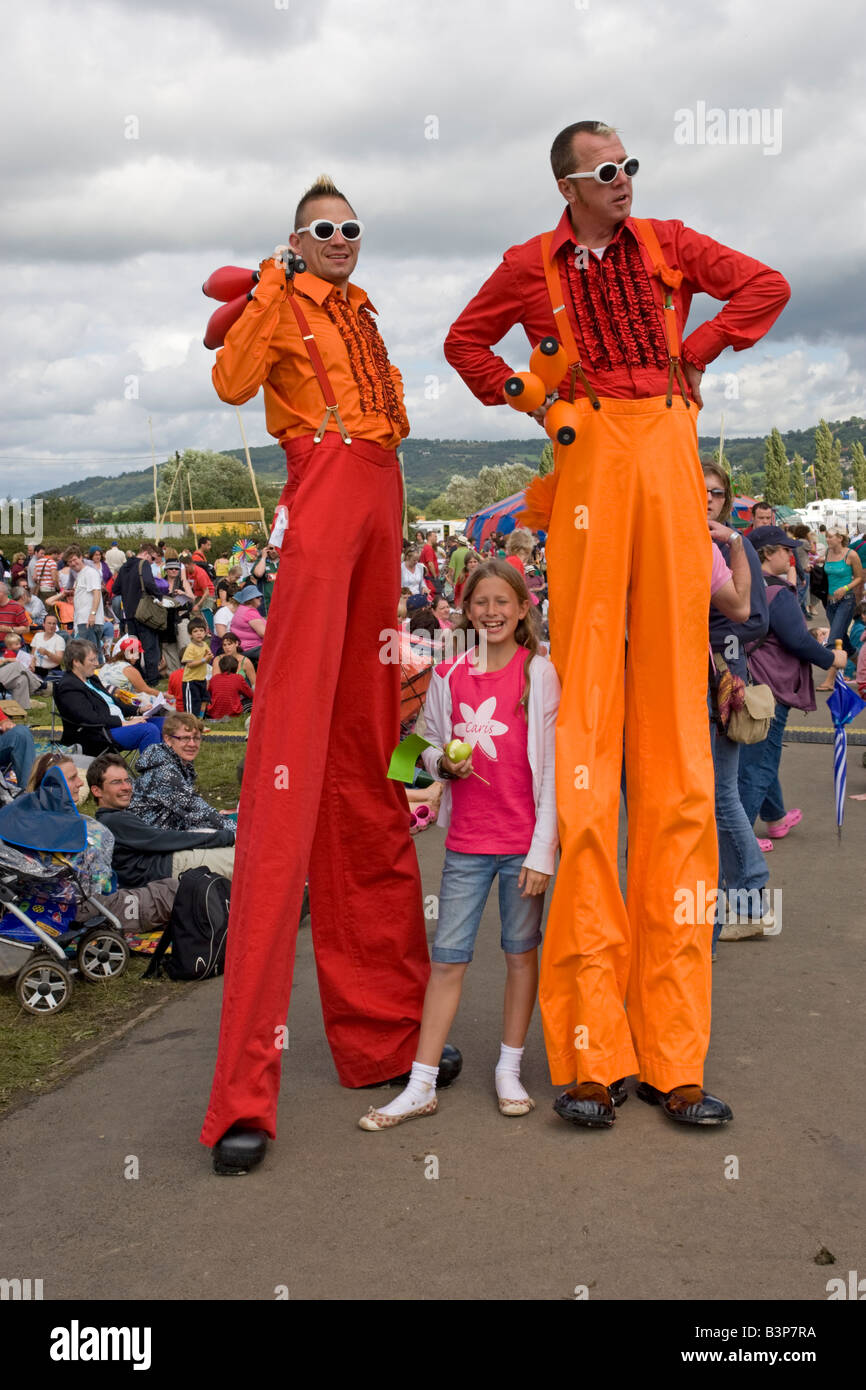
[0,842,129,1014]
[0,766,130,1015]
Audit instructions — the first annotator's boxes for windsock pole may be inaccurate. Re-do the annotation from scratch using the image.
[236,407,267,533]
[148,416,161,543]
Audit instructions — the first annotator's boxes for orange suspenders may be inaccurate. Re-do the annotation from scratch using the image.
[631,218,691,408]
[540,232,600,411]
[541,221,690,409]
[286,293,353,444]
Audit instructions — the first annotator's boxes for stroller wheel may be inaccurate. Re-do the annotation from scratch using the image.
[77,927,130,982]
[16,956,73,1015]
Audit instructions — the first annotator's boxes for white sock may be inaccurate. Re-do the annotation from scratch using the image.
[373,1060,439,1118]
[495,1042,530,1102]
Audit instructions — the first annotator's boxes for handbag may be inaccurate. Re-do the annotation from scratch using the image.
[711,652,774,744]
[134,561,167,631]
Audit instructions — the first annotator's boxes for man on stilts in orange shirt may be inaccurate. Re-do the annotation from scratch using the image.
[445,122,789,1128]
[200,176,461,1174]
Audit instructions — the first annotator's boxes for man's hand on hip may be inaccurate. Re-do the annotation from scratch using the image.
[683,361,704,408]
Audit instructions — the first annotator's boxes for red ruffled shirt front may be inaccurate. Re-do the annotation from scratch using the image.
[444,209,790,405]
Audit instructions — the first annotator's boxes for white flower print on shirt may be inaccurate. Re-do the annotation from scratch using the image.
[453,697,509,760]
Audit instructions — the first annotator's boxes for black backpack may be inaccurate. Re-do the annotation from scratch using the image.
[144,867,230,980]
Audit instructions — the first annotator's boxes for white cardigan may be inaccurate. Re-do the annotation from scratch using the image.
[419,650,561,876]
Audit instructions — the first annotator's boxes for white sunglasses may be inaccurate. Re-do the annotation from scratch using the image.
[295,219,364,241]
[564,157,639,184]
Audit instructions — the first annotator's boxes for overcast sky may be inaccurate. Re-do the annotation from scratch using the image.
[2,0,864,495]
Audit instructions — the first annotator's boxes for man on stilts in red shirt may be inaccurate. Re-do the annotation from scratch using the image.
[445,122,789,1129]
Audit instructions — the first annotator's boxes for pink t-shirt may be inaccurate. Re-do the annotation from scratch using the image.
[711,545,732,595]
[231,604,265,651]
[441,647,536,855]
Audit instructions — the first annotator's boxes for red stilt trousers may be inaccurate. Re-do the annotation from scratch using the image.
[200,433,431,1145]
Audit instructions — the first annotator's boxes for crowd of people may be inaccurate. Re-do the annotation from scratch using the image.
[0,539,278,934]
[0,506,863,967]
[5,135,866,1175]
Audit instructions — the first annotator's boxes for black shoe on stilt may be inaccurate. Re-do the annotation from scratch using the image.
[212,1125,269,1175]
[357,1043,463,1090]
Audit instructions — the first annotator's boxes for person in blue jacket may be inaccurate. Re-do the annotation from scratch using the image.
[738,526,846,845]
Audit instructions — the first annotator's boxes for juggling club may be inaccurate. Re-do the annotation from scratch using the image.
[203,292,251,350]
[202,266,259,301]
[503,371,547,413]
[529,337,568,392]
[544,398,581,446]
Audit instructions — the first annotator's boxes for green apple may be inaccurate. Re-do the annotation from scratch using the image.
[444,739,472,762]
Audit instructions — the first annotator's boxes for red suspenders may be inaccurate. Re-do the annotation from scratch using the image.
[286,293,353,443]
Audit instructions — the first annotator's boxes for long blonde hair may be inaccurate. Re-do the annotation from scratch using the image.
[454,559,540,716]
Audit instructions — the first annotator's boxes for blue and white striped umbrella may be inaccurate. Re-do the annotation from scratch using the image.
[826,674,866,839]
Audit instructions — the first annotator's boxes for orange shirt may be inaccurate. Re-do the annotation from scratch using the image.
[212,261,408,450]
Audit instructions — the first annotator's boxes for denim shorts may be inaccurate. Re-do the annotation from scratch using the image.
[431,849,545,964]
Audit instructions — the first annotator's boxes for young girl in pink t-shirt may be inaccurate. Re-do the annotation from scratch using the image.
[359,559,560,1131]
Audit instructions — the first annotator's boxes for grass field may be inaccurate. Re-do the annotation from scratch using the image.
[0,688,247,1114]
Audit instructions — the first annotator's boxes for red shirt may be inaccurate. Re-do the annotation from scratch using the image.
[186,563,215,598]
[207,671,252,719]
[444,209,790,405]
[0,600,28,634]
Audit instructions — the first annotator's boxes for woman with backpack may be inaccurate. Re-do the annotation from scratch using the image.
[738,527,847,842]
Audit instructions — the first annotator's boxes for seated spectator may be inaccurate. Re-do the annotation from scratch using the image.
[26,752,115,879]
[167,665,184,710]
[129,711,229,832]
[180,550,215,611]
[432,596,453,630]
[207,654,253,720]
[30,613,67,684]
[212,581,237,643]
[18,752,179,931]
[0,631,44,710]
[13,583,47,627]
[230,584,266,663]
[10,552,28,586]
[0,579,29,643]
[504,527,535,578]
[212,631,256,688]
[98,635,160,700]
[0,708,36,785]
[401,546,427,595]
[181,617,211,716]
[406,595,441,660]
[54,639,164,754]
[89,751,235,883]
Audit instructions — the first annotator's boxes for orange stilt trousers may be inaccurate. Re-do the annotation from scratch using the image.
[538,395,716,1092]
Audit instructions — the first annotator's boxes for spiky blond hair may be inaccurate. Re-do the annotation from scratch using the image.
[294,174,355,229]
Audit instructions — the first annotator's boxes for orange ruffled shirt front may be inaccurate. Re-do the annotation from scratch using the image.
[212,261,408,450]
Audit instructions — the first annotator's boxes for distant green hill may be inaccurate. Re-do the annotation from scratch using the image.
[40,417,866,515]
